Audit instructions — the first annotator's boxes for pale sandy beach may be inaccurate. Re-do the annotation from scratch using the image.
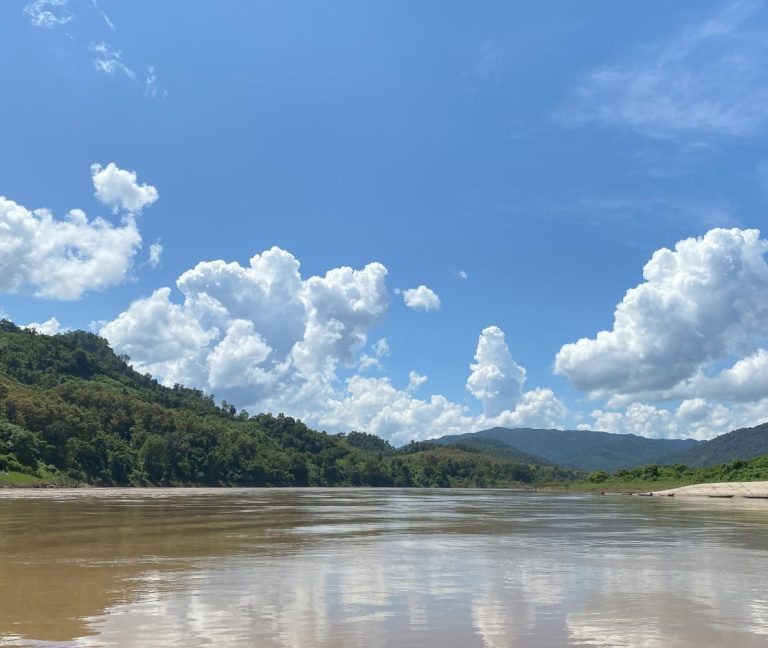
[651,481,768,498]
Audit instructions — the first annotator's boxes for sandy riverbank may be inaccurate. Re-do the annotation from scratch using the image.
[649,481,768,498]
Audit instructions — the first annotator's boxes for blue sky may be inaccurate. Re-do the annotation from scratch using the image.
[2,0,768,442]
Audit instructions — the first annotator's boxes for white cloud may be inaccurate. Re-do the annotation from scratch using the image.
[23,0,72,28]
[563,1,768,138]
[148,240,163,268]
[406,370,427,392]
[91,162,158,213]
[100,287,217,387]
[101,248,389,400]
[359,337,389,371]
[0,199,142,300]
[208,320,273,390]
[90,42,136,80]
[0,163,157,300]
[467,326,526,417]
[101,249,566,443]
[555,228,768,400]
[23,317,63,335]
[90,0,114,30]
[483,388,568,431]
[320,375,475,446]
[588,397,766,441]
[458,270,468,280]
[402,285,441,311]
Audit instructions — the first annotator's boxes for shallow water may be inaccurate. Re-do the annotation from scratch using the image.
[0,488,766,647]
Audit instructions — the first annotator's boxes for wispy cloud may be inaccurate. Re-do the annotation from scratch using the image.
[23,0,73,28]
[90,42,135,80]
[90,0,114,30]
[560,0,768,138]
[23,1,166,99]
[145,66,167,101]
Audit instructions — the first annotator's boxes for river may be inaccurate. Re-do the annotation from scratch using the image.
[0,488,766,647]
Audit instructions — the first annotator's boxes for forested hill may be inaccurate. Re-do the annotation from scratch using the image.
[663,422,768,468]
[434,427,701,472]
[0,321,578,487]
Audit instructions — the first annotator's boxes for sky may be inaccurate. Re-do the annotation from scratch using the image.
[2,0,768,444]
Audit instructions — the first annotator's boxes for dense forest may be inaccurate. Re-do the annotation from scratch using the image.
[0,321,579,488]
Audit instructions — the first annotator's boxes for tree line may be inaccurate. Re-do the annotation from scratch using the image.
[0,320,579,487]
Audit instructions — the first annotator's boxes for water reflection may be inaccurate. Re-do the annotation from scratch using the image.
[0,489,766,647]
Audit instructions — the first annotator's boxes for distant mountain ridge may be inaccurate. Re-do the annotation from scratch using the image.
[434,427,700,472]
[664,422,768,467]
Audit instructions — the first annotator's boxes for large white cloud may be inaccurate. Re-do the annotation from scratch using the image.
[0,164,155,300]
[101,248,391,411]
[467,326,526,416]
[0,200,142,300]
[554,228,768,402]
[101,249,566,443]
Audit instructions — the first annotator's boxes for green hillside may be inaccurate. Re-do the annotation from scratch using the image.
[439,436,553,465]
[663,422,768,467]
[0,321,578,488]
[434,427,700,472]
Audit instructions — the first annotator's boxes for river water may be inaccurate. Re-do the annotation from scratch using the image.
[0,488,766,647]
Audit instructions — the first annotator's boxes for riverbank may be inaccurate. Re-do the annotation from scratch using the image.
[648,481,768,498]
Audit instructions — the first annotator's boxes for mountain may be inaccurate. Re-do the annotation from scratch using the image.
[441,437,554,466]
[0,320,578,488]
[434,427,700,472]
[664,422,768,467]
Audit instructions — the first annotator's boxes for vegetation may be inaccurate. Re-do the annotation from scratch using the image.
[663,422,768,467]
[0,321,578,488]
[565,455,768,493]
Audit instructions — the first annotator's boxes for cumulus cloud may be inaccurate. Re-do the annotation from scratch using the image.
[0,164,155,300]
[0,199,142,300]
[562,1,768,138]
[91,162,158,213]
[101,248,389,402]
[555,228,768,401]
[588,397,767,440]
[483,388,568,431]
[23,317,63,335]
[101,249,566,443]
[402,285,441,311]
[467,326,526,416]
[23,0,73,28]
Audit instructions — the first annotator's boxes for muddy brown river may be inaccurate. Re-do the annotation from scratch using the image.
[0,488,766,647]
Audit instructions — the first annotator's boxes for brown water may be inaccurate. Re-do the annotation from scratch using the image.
[0,488,766,647]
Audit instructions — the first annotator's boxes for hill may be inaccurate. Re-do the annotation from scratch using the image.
[0,320,578,488]
[434,427,700,472]
[663,422,768,467]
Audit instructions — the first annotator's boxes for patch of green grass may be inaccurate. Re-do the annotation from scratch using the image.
[0,468,72,487]
[0,470,44,486]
